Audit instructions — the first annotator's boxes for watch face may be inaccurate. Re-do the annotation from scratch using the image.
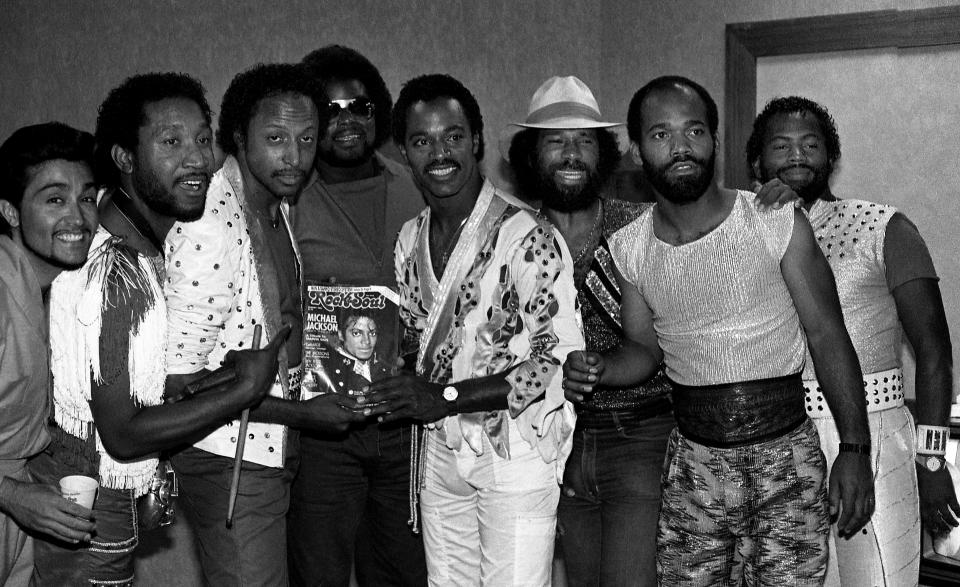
[927,456,944,472]
[443,386,458,401]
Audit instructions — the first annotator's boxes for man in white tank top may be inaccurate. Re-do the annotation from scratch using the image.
[750,96,956,587]
[565,77,874,586]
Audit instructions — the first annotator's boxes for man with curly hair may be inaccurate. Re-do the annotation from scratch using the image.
[361,73,584,586]
[288,45,428,587]
[164,62,369,586]
[30,73,286,586]
[749,96,957,587]
[504,75,674,586]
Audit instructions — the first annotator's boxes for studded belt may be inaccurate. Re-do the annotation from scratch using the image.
[671,373,807,448]
[803,366,904,418]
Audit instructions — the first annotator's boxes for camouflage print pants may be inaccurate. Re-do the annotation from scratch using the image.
[658,418,829,587]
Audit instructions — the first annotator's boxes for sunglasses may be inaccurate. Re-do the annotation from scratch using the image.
[324,97,375,120]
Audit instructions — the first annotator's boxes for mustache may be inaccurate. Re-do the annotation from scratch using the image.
[332,123,367,134]
[272,168,306,178]
[426,159,460,171]
[659,154,708,174]
[670,155,702,165]
[552,160,590,172]
[777,163,815,174]
[176,172,210,182]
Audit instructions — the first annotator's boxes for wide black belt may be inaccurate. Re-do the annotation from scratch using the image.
[670,373,806,448]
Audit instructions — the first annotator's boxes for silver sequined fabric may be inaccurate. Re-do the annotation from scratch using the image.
[610,192,806,386]
[576,198,671,411]
[803,199,900,378]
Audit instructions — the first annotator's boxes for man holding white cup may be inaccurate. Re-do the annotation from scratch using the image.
[59,476,99,510]
[0,122,98,584]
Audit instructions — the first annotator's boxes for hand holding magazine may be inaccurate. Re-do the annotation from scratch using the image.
[301,283,400,401]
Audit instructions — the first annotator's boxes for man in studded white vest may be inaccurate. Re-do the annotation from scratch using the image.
[164,63,371,586]
[750,96,957,587]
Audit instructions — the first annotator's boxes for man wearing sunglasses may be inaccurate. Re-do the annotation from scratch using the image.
[288,46,427,587]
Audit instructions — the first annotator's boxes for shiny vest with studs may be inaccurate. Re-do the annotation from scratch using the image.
[802,198,900,378]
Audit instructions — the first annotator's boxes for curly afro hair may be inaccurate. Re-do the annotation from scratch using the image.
[392,74,484,161]
[746,96,841,179]
[95,72,211,187]
[217,62,320,156]
[302,45,393,148]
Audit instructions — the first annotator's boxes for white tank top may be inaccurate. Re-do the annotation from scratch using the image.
[609,190,806,386]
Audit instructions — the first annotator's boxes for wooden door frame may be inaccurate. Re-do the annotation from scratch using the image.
[724,6,960,189]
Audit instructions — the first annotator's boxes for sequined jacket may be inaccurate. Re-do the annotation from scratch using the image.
[575,198,672,412]
[165,156,301,467]
[395,181,583,477]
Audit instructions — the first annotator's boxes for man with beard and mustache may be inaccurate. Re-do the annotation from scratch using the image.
[163,63,370,586]
[358,73,583,586]
[564,76,874,586]
[504,75,674,586]
[31,73,287,586]
[0,122,98,585]
[287,46,427,587]
[748,96,958,587]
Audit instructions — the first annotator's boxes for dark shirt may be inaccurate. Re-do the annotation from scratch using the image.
[574,198,671,413]
[291,153,424,287]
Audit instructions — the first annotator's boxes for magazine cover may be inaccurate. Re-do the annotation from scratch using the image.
[301,283,400,400]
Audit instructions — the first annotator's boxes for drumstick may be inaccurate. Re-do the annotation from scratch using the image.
[226,324,262,527]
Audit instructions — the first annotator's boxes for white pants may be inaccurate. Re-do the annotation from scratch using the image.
[813,405,919,587]
[420,427,559,587]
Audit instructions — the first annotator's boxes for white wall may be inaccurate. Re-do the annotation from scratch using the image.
[758,47,960,399]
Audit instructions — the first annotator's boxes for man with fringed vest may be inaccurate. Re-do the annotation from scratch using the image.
[361,74,584,586]
[31,73,286,587]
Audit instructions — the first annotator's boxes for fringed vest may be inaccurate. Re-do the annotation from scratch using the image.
[49,228,166,496]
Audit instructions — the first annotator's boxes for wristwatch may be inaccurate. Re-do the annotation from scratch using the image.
[442,385,459,415]
[916,454,946,473]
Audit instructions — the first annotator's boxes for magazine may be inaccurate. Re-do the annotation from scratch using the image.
[301,283,400,400]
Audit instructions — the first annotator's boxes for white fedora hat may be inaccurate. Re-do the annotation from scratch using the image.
[499,75,625,161]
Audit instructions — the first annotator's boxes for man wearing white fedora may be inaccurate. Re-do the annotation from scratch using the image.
[504,75,674,587]
[505,76,803,586]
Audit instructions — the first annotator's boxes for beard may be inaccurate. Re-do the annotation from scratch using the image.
[26,239,88,271]
[766,162,833,204]
[132,166,205,222]
[536,160,605,213]
[318,142,376,167]
[318,122,377,168]
[643,151,715,204]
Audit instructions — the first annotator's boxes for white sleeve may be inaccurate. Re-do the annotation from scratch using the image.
[164,182,244,374]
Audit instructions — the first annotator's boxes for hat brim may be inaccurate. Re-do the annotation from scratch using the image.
[514,120,622,130]
[498,121,628,163]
